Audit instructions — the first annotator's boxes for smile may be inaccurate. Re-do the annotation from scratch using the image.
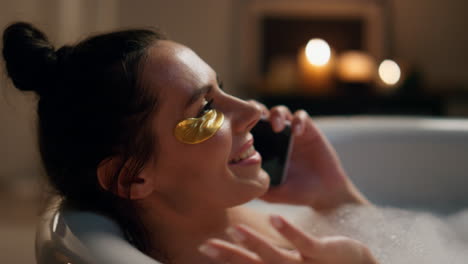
[228,141,261,165]
[229,145,256,163]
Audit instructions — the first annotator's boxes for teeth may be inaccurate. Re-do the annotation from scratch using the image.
[230,145,255,163]
[240,146,254,159]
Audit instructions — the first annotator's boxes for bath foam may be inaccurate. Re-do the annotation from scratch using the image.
[322,205,468,264]
[246,200,468,263]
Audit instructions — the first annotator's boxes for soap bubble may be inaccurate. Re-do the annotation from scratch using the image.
[247,200,468,263]
[306,205,468,263]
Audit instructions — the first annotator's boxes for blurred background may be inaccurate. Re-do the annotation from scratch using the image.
[1,0,467,262]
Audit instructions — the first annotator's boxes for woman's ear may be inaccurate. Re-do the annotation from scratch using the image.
[97,157,155,200]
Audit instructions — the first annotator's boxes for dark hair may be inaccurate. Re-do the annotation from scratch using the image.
[2,22,166,253]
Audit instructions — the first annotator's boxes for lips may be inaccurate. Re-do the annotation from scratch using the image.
[229,139,256,164]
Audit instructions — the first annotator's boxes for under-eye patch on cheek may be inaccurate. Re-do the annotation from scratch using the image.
[174,109,225,144]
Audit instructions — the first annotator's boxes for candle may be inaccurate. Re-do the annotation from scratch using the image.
[376,59,404,94]
[297,38,334,95]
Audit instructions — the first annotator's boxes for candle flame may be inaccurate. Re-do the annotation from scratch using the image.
[378,60,401,85]
[305,38,331,66]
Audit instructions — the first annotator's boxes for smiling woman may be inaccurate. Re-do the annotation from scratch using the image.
[3,22,376,264]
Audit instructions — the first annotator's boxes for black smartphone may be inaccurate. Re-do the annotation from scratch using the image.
[251,119,294,186]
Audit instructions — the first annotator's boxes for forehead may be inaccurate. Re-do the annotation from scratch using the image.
[143,40,215,100]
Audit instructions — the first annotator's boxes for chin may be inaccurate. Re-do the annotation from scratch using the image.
[251,169,270,193]
[232,169,270,205]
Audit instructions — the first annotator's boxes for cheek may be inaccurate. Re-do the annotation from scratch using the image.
[186,123,232,175]
[160,122,232,177]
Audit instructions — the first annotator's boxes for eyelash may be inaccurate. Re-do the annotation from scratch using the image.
[218,81,224,90]
[194,79,223,117]
[197,98,214,117]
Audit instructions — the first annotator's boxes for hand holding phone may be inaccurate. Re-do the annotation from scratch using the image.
[250,119,294,186]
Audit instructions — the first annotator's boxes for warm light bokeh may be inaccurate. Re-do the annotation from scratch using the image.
[298,44,334,95]
[336,51,376,83]
[305,38,331,66]
[378,59,401,85]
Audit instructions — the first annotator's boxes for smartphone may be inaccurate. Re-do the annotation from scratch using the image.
[251,119,294,186]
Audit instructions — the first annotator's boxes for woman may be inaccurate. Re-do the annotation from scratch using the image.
[3,22,378,263]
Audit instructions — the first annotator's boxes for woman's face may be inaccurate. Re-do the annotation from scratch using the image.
[142,40,269,210]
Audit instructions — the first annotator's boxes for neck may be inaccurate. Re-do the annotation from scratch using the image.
[136,195,252,263]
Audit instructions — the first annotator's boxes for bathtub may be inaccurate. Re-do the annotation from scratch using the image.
[35,116,468,264]
[318,116,468,214]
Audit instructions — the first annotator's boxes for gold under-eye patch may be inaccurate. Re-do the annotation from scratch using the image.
[174,109,224,144]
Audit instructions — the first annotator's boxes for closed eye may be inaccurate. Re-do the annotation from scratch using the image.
[217,76,224,91]
[197,98,214,117]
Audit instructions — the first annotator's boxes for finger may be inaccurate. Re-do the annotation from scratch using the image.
[247,100,270,119]
[320,236,373,263]
[291,110,308,136]
[269,105,293,132]
[270,215,322,259]
[199,238,263,264]
[226,225,299,264]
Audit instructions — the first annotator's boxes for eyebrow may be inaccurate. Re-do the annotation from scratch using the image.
[185,85,212,109]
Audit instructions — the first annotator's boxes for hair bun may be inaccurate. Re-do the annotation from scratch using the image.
[2,22,57,96]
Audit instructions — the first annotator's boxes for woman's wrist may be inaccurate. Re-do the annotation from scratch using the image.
[309,183,371,213]
[345,184,372,206]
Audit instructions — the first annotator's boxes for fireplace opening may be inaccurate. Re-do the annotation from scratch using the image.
[261,16,364,75]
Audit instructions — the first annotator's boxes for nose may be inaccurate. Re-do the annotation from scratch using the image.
[229,97,262,134]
